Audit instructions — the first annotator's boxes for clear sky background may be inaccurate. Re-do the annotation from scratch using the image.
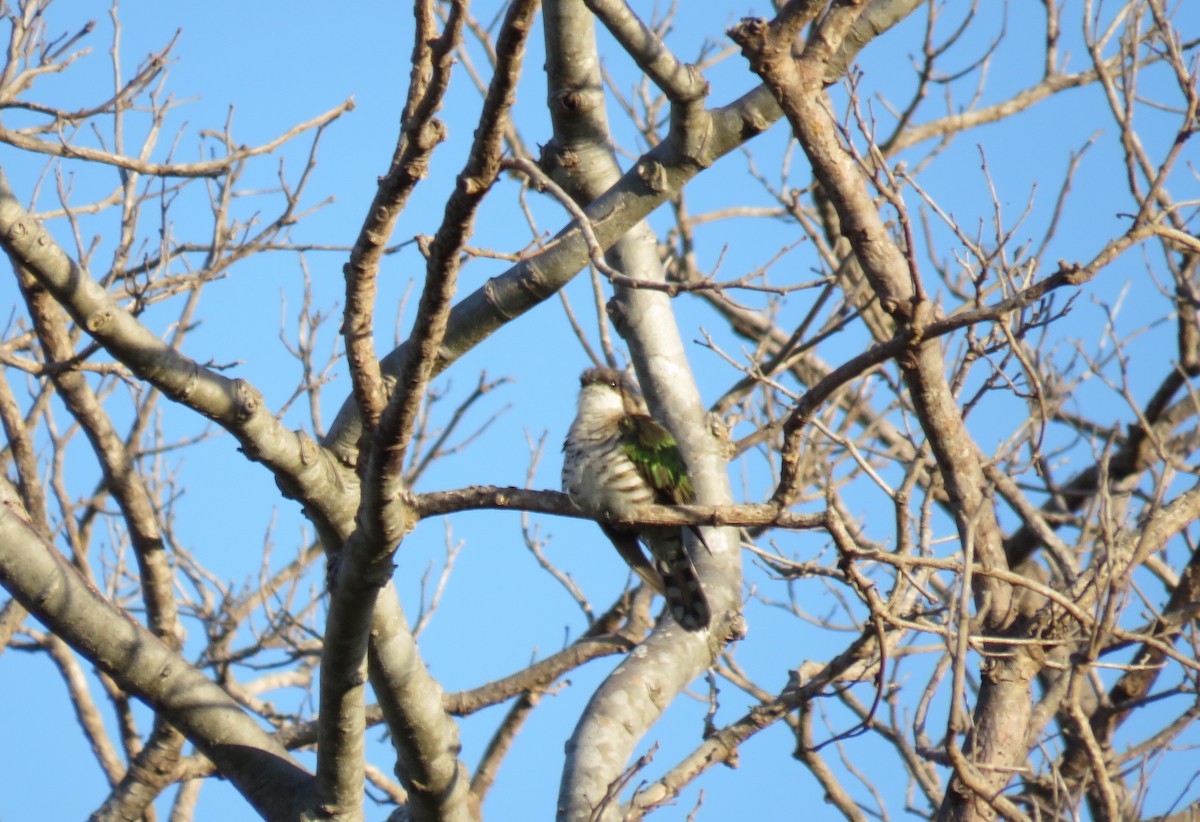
[1,0,1196,819]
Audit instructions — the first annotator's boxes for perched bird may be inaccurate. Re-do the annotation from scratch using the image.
[562,366,711,631]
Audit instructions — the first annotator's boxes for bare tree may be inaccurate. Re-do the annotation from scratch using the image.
[1,0,1197,820]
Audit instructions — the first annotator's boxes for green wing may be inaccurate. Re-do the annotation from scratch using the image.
[618,414,695,505]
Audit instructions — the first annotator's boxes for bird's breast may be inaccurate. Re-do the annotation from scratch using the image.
[562,420,654,517]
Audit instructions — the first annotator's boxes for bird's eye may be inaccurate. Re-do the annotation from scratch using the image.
[608,380,618,389]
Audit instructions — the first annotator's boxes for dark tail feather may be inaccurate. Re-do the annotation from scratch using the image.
[600,525,667,596]
[687,525,712,555]
[649,529,711,631]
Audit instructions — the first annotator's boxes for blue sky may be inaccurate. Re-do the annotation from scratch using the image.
[2,1,1197,819]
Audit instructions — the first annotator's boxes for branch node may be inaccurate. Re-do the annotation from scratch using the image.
[636,158,670,193]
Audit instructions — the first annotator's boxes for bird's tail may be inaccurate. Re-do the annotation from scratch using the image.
[648,528,711,631]
[601,525,667,595]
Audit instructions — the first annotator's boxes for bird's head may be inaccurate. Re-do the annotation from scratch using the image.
[577,367,646,417]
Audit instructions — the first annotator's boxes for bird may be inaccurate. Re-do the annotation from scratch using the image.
[562,366,711,631]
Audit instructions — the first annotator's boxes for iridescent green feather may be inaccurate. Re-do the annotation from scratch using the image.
[618,414,694,505]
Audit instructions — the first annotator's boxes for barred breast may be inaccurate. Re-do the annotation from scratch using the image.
[562,418,654,516]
